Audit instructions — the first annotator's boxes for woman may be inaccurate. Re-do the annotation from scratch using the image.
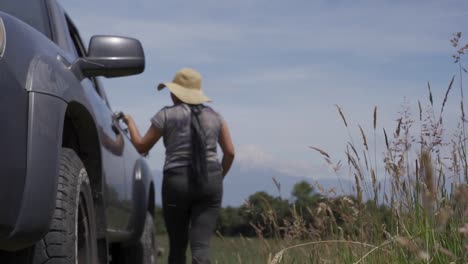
[124,68,235,264]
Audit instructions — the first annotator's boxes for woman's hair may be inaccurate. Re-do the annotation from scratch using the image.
[189,104,208,184]
[171,93,182,104]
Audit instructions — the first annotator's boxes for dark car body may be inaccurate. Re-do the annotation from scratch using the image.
[0,0,155,252]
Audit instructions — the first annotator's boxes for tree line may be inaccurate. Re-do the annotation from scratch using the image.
[154,180,393,239]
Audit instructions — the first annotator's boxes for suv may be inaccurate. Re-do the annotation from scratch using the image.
[0,0,156,263]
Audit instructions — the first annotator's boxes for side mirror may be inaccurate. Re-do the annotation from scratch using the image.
[72,36,145,79]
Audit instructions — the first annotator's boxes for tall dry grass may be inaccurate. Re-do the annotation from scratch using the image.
[242,33,468,264]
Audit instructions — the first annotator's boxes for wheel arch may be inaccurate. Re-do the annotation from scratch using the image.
[61,102,106,238]
[124,158,154,245]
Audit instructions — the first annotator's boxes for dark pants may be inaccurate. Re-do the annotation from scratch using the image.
[162,163,223,264]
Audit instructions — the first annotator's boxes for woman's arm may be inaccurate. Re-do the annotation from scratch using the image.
[218,120,235,177]
[124,115,162,154]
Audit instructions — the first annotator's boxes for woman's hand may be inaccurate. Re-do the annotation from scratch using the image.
[123,114,133,125]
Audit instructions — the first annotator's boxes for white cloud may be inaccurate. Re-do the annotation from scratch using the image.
[68,16,245,63]
[236,144,275,168]
[63,0,468,65]
[236,144,331,178]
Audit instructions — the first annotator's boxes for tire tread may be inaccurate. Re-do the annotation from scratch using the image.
[33,148,87,264]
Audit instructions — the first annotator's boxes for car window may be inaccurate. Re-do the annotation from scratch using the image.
[0,0,51,38]
[46,0,77,54]
[66,15,86,58]
[66,15,107,98]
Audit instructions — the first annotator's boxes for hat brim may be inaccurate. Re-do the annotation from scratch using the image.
[157,82,211,105]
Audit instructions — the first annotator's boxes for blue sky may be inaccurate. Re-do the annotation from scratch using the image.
[60,1,468,183]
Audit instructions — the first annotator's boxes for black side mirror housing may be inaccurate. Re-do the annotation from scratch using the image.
[72,36,145,79]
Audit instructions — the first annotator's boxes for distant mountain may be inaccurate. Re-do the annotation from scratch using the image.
[152,164,355,206]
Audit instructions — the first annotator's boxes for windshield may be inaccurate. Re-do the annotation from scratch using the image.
[0,0,50,38]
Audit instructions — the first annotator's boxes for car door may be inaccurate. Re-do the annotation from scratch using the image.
[64,30,132,232]
[94,79,140,234]
[118,116,143,233]
[61,14,130,233]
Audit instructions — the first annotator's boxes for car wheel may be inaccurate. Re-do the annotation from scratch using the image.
[32,148,98,264]
[139,213,157,264]
[116,213,157,264]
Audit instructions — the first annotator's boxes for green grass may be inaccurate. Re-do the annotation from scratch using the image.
[156,235,271,264]
[155,235,398,263]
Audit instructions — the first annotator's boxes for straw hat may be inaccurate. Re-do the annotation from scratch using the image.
[157,68,211,105]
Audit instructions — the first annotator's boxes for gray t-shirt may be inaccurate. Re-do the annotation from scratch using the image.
[151,103,223,171]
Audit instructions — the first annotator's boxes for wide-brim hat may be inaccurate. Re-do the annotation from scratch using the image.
[157,68,211,105]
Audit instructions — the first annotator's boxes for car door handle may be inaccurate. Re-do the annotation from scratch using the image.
[111,122,120,134]
[112,111,125,121]
[111,111,128,135]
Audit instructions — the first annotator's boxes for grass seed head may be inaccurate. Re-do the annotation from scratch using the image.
[421,150,436,213]
[336,105,348,127]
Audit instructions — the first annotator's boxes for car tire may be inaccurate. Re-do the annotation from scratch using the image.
[116,213,157,264]
[32,148,98,264]
[138,213,157,264]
